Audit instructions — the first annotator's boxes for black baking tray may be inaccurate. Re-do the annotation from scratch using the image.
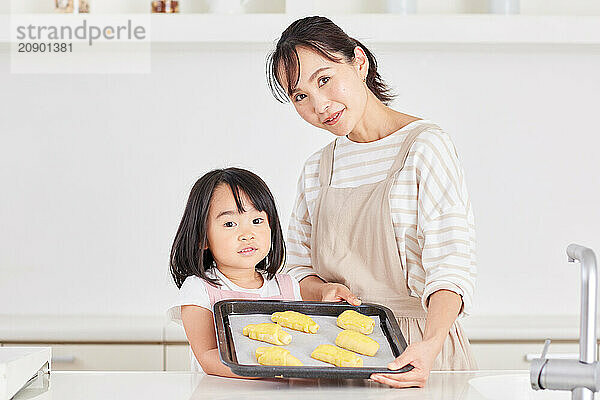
[213,300,413,379]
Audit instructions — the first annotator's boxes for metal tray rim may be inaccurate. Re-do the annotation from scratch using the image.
[213,300,413,379]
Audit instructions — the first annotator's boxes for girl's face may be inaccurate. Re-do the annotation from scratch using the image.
[206,184,271,273]
[286,46,369,137]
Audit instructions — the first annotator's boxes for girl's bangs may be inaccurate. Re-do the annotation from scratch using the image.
[225,180,270,216]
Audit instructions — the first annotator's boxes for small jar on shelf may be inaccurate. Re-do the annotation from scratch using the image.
[151,0,180,13]
[55,0,90,13]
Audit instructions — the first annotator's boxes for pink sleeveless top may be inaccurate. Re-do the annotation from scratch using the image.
[202,273,296,308]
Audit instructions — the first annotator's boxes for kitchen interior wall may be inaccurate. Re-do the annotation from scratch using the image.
[1,38,599,318]
[7,0,600,14]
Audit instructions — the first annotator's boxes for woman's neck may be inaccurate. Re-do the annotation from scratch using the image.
[216,266,264,289]
[347,91,420,143]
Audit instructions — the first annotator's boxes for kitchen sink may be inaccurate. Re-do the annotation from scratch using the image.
[469,374,571,399]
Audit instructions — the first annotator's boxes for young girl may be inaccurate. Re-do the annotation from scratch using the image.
[167,167,302,377]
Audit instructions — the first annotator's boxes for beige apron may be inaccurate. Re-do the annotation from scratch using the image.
[310,123,477,370]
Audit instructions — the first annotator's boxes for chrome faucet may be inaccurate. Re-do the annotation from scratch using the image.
[530,244,599,400]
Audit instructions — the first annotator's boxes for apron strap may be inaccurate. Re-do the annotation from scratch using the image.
[386,122,440,179]
[318,139,337,187]
[274,274,295,300]
[202,276,263,308]
[202,278,222,308]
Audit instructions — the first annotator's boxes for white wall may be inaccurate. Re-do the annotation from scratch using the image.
[1,38,599,317]
[7,0,600,15]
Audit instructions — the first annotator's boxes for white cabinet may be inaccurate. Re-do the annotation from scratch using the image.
[165,344,191,371]
[4,342,599,371]
[470,342,581,370]
[4,343,164,371]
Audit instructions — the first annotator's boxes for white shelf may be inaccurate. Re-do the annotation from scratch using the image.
[2,14,600,44]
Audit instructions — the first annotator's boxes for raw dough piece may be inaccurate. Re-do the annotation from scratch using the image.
[242,323,292,345]
[271,311,319,333]
[335,329,379,356]
[336,310,375,334]
[310,344,363,367]
[255,346,303,366]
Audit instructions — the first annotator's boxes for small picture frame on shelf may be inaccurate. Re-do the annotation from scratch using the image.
[55,0,90,13]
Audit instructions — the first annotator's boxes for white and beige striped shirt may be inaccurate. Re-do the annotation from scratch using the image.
[284,120,477,316]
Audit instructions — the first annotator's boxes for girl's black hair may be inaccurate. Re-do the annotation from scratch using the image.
[266,16,395,105]
[169,168,285,289]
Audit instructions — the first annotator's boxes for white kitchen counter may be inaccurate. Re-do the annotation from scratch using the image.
[0,314,589,343]
[13,370,585,400]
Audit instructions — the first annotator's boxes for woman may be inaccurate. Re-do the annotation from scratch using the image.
[266,16,477,387]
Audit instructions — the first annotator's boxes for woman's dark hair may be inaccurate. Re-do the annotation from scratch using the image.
[169,168,285,289]
[266,16,395,105]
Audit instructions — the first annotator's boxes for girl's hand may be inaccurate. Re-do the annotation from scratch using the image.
[320,282,362,306]
[369,339,441,388]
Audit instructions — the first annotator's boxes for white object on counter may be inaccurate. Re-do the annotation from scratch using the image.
[0,347,51,400]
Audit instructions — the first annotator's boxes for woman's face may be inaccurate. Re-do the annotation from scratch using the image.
[286,46,369,137]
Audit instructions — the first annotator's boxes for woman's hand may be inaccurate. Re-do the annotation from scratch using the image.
[369,290,463,388]
[369,338,442,388]
[320,282,362,306]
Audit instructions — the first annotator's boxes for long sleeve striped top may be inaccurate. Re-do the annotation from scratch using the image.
[283,120,477,316]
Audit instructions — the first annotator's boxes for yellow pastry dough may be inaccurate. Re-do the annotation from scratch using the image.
[271,311,319,333]
[310,344,363,367]
[255,346,303,366]
[242,323,292,345]
[335,329,379,356]
[336,310,375,334]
